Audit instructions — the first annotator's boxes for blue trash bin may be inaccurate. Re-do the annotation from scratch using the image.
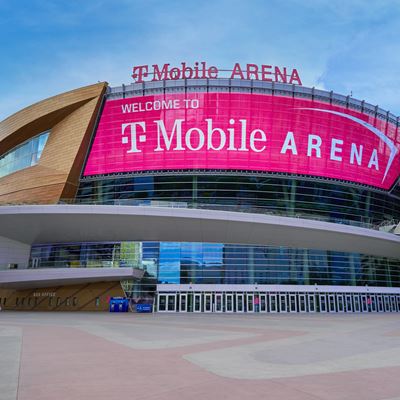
[109,297,129,312]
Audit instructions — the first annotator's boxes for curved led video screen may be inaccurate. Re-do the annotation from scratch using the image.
[84,92,400,190]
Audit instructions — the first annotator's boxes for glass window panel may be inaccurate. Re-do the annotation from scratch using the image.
[0,131,49,178]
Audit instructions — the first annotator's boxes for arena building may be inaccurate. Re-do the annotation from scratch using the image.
[0,71,399,313]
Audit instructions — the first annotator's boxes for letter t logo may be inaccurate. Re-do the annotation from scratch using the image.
[122,122,146,153]
[132,65,149,83]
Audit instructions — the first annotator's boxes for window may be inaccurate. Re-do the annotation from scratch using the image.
[0,131,50,178]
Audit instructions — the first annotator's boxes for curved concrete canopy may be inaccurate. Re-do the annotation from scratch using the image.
[0,205,399,258]
[0,267,143,289]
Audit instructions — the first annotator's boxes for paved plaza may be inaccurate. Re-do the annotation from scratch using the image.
[0,312,399,400]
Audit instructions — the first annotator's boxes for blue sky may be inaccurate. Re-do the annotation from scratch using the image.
[1,0,400,120]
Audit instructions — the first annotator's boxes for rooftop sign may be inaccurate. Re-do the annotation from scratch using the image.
[131,62,302,85]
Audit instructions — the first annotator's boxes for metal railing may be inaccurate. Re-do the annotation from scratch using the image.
[107,78,400,127]
[1,198,398,233]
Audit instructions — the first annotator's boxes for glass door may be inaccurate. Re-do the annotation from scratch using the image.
[389,296,397,312]
[215,293,223,312]
[308,294,316,312]
[390,296,397,312]
[158,294,167,312]
[204,293,213,312]
[396,296,400,312]
[167,294,177,312]
[361,294,368,312]
[328,294,336,312]
[260,294,267,312]
[179,293,187,312]
[279,293,288,313]
[225,293,234,313]
[246,293,254,313]
[384,295,391,312]
[337,294,344,312]
[353,294,361,312]
[269,293,278,313]
[193,293,202,312]
[318,294,327,313]
[370,295,377,312]
[345,294,353,312]
[377,295,384,312]
[298,294,306,312]
[236,293,244,312]
[289,293,297,313]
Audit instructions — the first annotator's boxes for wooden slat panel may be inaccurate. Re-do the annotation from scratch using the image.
[0,82,107,204]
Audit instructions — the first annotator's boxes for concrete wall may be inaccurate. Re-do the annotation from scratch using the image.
[0,236,30,270]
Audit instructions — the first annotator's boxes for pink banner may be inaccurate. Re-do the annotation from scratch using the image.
[84,93,400,190]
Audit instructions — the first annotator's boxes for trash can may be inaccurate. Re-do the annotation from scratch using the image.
[109,297,129,312]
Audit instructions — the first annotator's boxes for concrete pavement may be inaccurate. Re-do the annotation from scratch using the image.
[0,312,399,399]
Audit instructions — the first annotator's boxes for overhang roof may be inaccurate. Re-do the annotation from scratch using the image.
[0,205,399,258]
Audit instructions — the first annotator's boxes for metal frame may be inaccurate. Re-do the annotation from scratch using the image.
[155,290,400,314]
[236,293,245,313]
[269,293,278,313]
[179,293,187,312]
[204,293,213,313]
[193,293,202,312]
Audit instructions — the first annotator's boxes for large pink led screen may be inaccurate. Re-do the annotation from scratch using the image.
[84,92,400,190]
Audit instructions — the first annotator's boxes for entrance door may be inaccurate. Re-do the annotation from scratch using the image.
[391,296,398,312]
[193,293,202,312]
[167,294,177,312]
[319,294,327,313]
[353,295,361,312]
[179,293,187,312]
[260,294,267,312]
[308,294,316,312]
[397,296,400,312]
[361,295,368,312]
[289,294,297,312]
[269,293,278,313]
[384,295,391,312]
[158,294,167,312]
[225,293,234,313]
[215,293,223,312]
[236,293,244,312]
[246,293,254,313]
[279,293,288,313]
[328,294,336,312]
[299,294,307,313]
[377,295,384,312]
[204,293,213,312]
[370,295,377,312]
[345,294,353,312]
[337,294,345,312]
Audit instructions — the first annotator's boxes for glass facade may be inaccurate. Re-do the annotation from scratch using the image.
[30,241,400,289]
[0,131,49,178]
[76,174,400,228]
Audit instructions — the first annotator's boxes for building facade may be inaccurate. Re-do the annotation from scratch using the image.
[0,78,399,313]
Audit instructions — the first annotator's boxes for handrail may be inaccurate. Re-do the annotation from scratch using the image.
[0,199,398,233]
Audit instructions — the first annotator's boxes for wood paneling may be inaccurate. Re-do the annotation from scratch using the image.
[0,281,126,311]
[0,82,107,204]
